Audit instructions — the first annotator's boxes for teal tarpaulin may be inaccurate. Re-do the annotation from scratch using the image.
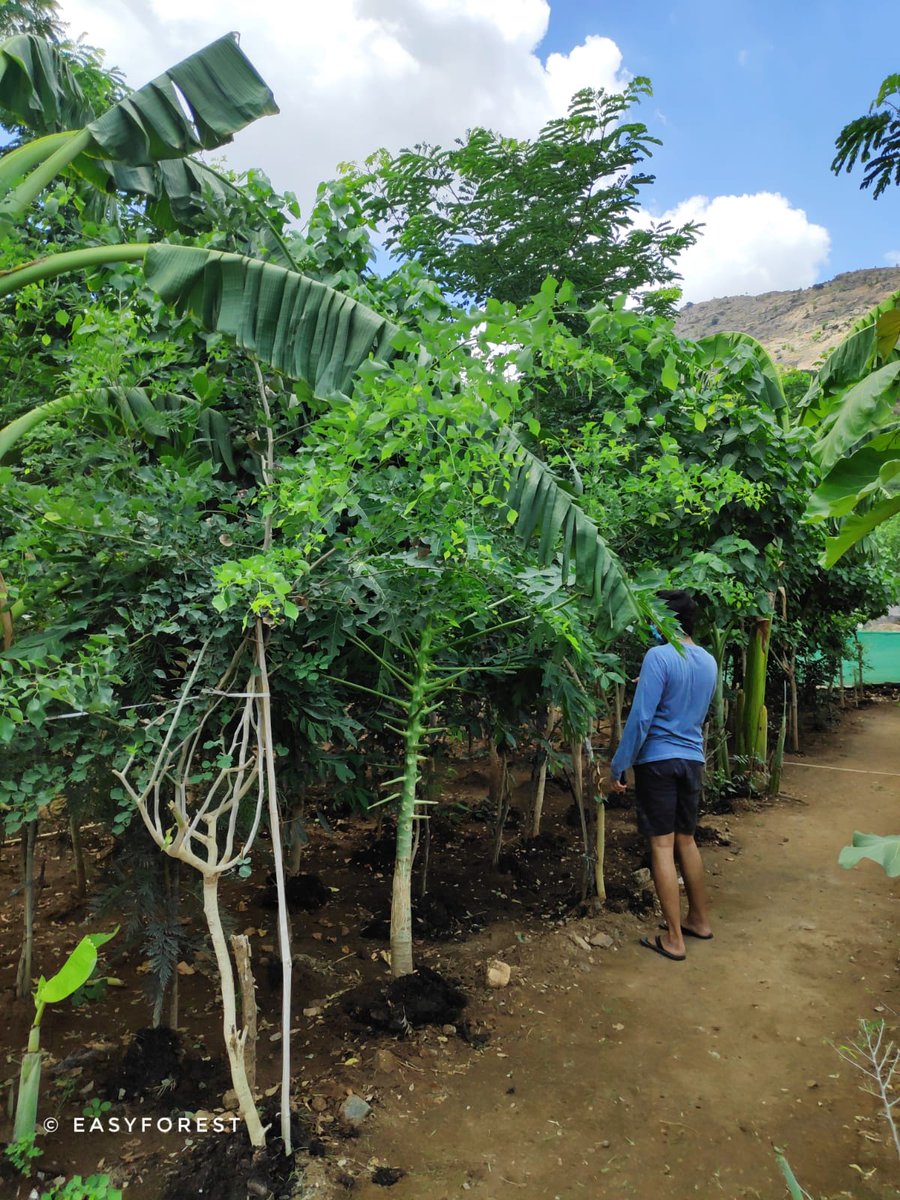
[841,631,900,685]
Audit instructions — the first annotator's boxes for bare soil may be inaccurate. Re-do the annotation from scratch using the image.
[1,701,897,1199]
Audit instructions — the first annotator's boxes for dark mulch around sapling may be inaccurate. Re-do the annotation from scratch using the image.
[259,871,330,912]
[159,1103,311,1200]
[102,1026,228,1109]
[372,1166,406,1186]
[360,891,484,942]
[351,833,397,871]
[342,964,467,1034]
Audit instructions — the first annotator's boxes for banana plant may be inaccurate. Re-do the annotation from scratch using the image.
[802,289,900,564]
[14,929,117,1141]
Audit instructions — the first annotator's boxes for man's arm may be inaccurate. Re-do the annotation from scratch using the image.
[609,651,667,781]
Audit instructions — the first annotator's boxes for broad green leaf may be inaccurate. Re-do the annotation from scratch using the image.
[0,33,88,131]
[143,245,400,398]
[813,325,876,399]
[805,434,900,521]
[821,494,900,566]
[497,429,640,639]
[35,929,118,1006]
[0,34,278,221]
[87,35,278,166]
[0,392,86,461]
[838,831,900,878]
[813,360,900,471]
[876,306,900,359]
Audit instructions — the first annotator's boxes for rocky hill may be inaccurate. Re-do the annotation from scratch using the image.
[674,266,900,370]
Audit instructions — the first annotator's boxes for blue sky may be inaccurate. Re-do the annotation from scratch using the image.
[541,0,898,280]
[55,0,899,302]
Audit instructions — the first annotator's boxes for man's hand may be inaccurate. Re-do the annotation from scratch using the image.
[593,764,627,794]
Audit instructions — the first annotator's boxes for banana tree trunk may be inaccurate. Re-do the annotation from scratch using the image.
[708,626,732,779]
[741,618,772,771]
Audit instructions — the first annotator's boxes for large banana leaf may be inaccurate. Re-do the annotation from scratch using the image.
[1,32,277,160]
[0,385,236,471]
[85,34,277,166]
[146,245,640,635]
[0,34,278,221]
[491,428,640,638]
[0,33,88,131]
[143,245,400,399]
[820,495,900,566]
[812,360,900,471]
[800,289,900,423]
[805,433,900,521]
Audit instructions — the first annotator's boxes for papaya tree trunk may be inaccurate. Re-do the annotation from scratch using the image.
[390,621,433,979]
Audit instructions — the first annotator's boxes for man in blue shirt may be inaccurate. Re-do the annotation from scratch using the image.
[607,590,717,961]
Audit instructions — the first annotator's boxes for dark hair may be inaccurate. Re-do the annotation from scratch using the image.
[657,589,698,637]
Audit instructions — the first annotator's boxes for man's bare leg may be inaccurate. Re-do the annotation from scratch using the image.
[648,834,685,956]
[675,832,712,937]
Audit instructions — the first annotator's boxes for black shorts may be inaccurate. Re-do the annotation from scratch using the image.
[632,758,704,838]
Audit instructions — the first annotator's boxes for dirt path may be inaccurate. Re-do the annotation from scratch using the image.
[351,703,899,1200]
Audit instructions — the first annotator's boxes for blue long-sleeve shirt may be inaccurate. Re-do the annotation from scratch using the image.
[610,642,718,779]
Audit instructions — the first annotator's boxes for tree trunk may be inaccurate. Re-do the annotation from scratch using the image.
[530,705,556,837]
[15,819,37,1001]
[202,874,264,1147]
[255,621,293,1154]
[390,622,432,979]
[231,934,258,1095]
[491,749,511,870]
[788,665,800,754]
[570,737,593,901]
[69,812,87,900]
[741,618,772,771]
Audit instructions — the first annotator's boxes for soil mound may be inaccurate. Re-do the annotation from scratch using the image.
[342,965,467,1033]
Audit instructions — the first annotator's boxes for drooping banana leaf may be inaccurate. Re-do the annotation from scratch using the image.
[820,494,900,566]
[799,290,900,423]
[143,245,400,399]
[811,360,900,471]
[0,384,238,472]
[492,427,641,638]
[0,33,278,220]
[805,432,900,521]
[0,32,89,131]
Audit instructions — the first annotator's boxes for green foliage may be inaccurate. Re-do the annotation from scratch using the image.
[40,1175,122,1200]
[357,81,696,313]
[4,1133,42,1177]
[35,929,117,1013]
[832,73,900,199]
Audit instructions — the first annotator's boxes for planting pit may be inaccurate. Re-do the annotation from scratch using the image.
[103,1026,228,1110]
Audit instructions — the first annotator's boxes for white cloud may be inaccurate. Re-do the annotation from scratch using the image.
[885,250,900,267]
[644,192,831,304]
[58,0,629,211]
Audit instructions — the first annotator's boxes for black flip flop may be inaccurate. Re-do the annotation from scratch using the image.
[659,922,713,940]
[640,934,685,961]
